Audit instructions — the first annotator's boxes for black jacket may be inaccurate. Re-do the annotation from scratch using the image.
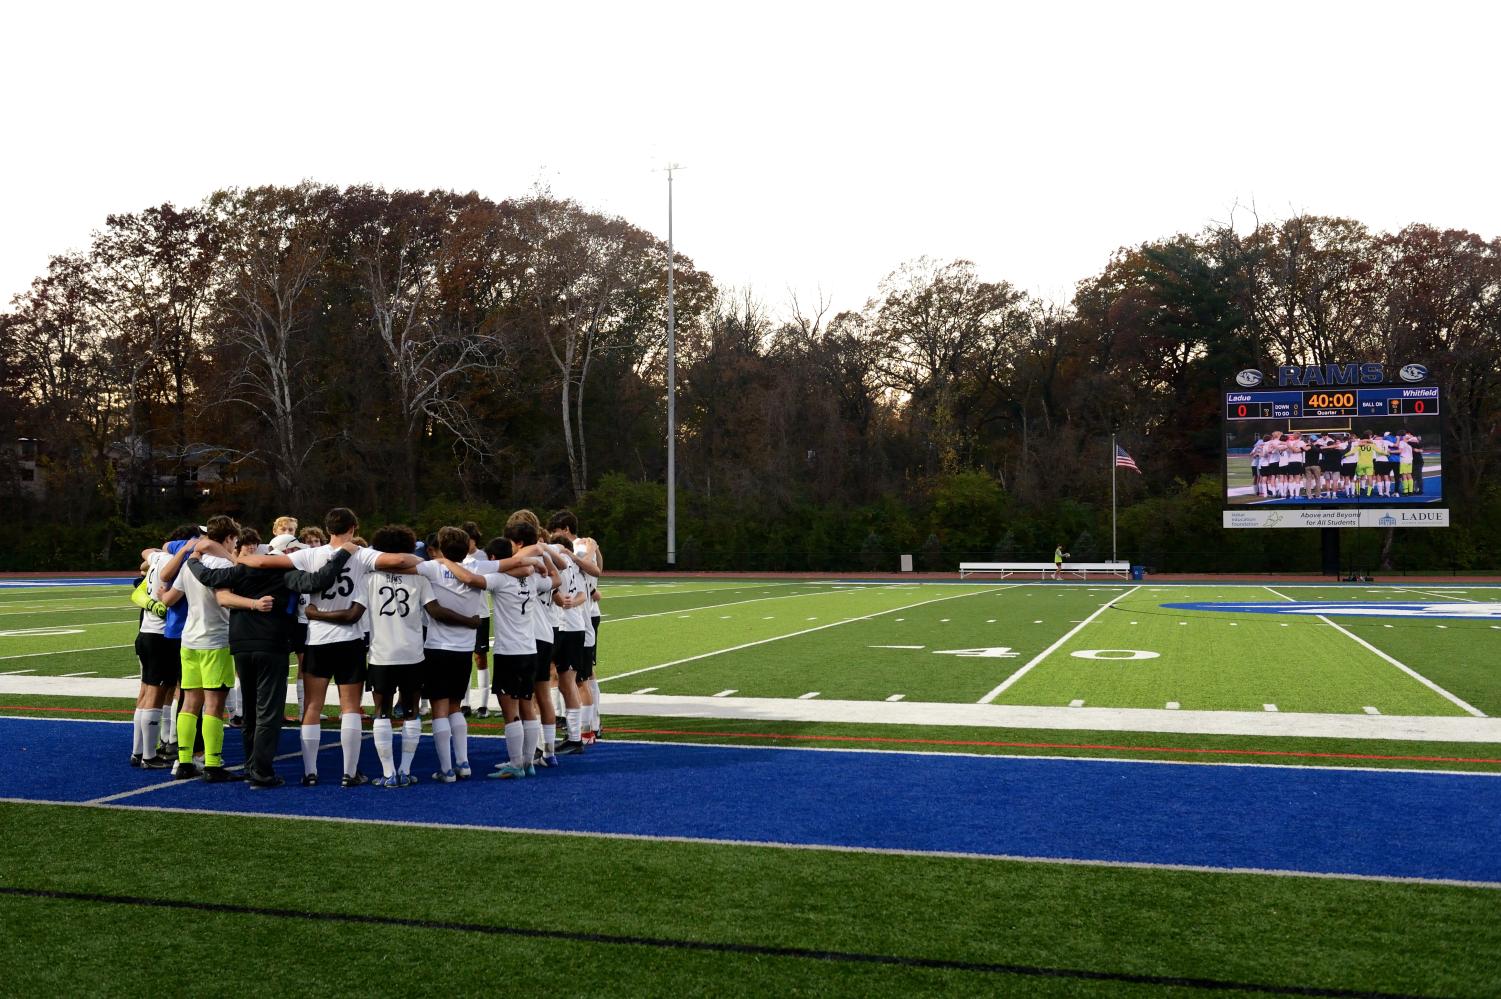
[187,549,352,655]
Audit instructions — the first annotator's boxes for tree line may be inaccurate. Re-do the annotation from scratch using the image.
[2,187,1499,572]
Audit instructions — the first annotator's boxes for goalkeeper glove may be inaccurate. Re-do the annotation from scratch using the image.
[149,600,168,619]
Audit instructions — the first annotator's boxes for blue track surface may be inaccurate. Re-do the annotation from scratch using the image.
[2,716,1497,885]
[0,578,134,587]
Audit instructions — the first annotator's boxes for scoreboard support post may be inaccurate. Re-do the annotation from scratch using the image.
[1322,527,1340,577]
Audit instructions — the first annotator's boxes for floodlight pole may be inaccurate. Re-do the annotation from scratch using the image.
[665,164,682,568]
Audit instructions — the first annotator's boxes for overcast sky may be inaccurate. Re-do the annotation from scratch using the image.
[3,1,1496,317]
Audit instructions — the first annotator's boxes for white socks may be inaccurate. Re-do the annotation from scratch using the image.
[504,720,524,766]
[131,708,145,755]
[143,708,162,757]
[432,716,452,773]
[400,719,420,774]
[450,711,469,767]
[566,707,581,742]
[522,718,541,766]
[340,712,363,777]
[476,668,490,709]
[373,717,395,778]
[543,718,556,754]
[300,723,321,776]
[296,677,305,719]
[589,677,601,731]
[161,703,177,743]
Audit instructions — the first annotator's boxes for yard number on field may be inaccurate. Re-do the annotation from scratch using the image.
[1069,649,1160,661]
[932,647,1020,658]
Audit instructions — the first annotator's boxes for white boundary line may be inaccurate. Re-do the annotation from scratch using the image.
[978,586,1142,703]
[600,586,1015,685]
[1393,587,1482,603]
[0,644,133,661]
[1263,586,1485,717]
[0,795,1493,890]
[0,603,140,617]
[604,585,887,625]
[603,582,805,599]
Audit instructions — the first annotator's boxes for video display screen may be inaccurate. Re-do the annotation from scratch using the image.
[1223,386,1443,506]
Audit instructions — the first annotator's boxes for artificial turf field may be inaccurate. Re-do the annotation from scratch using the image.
[2,578,1500,997]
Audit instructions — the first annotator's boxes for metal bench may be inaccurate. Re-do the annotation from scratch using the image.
[958,561,1131,580]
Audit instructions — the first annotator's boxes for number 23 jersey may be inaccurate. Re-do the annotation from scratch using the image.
[365,570,434,666]
[287,544,382,646]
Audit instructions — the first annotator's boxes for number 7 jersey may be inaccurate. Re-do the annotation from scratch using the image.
[365,570,434,666]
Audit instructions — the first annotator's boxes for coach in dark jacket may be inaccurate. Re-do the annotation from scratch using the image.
[187,541,356,787]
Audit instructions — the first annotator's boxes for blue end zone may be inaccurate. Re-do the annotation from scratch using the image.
[1,716,1497,885]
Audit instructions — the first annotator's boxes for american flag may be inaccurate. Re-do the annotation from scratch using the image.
[1114,444,1141,473]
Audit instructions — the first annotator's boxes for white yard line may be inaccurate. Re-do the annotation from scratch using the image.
[603,585,886,624]
[1394,587,1481,603]
[0,603,138,617]
[600,586,1014,685]
[1263,586,1485,717]
[0,644,133,661]
[978,585,1142,703]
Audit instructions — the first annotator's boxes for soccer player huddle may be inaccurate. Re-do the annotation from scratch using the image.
[128,507,604,789]
[1248,429,1424,500]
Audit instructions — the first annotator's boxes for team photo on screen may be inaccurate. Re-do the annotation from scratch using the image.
[1225,420,1443,506]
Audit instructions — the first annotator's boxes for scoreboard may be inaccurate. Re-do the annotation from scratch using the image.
[1225,386,1440,421]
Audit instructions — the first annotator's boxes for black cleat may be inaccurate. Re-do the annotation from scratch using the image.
[340,771,370,788]
[159,741,178,759]
[130,754,143,768]
[476,707,490,719]
[301,773,319,787]
[461,705,472,718]
[141,755,172,770]
[229,715,244,728]
[173,762,202,780]
[248,774,285,789]
[203,766,245,783]
[556,739,585,755]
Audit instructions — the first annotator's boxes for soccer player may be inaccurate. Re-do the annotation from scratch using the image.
[1353,432,1378,496]
[1249,434,1268,498]
[505,510,565,766]
[1409,434,1425,494]
[238,509,420,787]
[1052,545,1067,581]
[308,525,475,788]
[1395,431,1415,495]
[549,510,604,743]
[547,534,592,754]
[286,524,328,722]
[130,525,196,767]
[186,532,354,788]
[1339,434,1358,496]
[468,523,547,779]
[461,521,493,719]
[155,516,242,782]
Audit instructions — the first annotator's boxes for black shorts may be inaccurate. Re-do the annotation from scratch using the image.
[367,662,422,696]
[490,652,535,699]
[553,630,585,673]
[474,618,490,659]
[423,648,470,702]
[303,639,367,686]
[137,632,181,687]
[290,621,309,653]
[1286,461,1304,476]
[534,639,554,684]
[1375,461,1392,476]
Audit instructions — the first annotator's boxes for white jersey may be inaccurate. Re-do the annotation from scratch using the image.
[288,544,381,646]
[1397,440,1413,462]
[1249,441,1264,470]
[529,568,555,643]
[1340,442,1357,466]
[485,571,538,656]
[177,553,234,651]
[463,552,492,620]
[556,550,588,633]
[139,551,171,636]
[416,559,484,652]
[365,570,433,666]
[1275,442,1291,467]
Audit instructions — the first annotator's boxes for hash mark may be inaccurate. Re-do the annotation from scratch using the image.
[1263,704,1279,712]
[1363,706,1381,715]
[631,687,658,694]
[1068,699,1084,707]
[712,689,738,697]
[885,694,905,702]
[1165,701,1180,710]
[798,691,820,700]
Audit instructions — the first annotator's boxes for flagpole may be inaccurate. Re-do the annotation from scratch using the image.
[1111,433,1118,562]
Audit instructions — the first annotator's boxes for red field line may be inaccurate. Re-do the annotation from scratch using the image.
[606,726,1501,766]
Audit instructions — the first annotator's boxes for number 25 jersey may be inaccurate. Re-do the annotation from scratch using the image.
[365,570,434,666]
[287,544,382,646]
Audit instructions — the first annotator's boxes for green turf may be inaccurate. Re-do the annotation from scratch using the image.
[2,802,1497,997]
